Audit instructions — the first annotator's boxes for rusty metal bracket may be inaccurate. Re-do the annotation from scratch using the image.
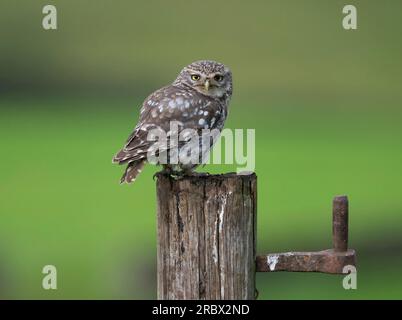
[256,195,356,274]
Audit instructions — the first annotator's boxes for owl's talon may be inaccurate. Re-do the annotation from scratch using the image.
[153,169,173,180]
[169,171,187,180]
[186,171,210,177]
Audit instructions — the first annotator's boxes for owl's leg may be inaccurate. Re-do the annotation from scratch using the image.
[184,171,210,177]
[153,165,188,180]
[182,166,210,177]
[159,165,188,180]
[169,166,186,180]
[153,165,173,180]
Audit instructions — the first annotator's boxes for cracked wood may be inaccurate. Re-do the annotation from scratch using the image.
[156,172,257,300]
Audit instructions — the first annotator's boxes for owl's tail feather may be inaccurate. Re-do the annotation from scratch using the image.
[120,160,146,184]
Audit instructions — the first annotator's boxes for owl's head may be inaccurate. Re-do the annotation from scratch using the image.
[174,60,232,99]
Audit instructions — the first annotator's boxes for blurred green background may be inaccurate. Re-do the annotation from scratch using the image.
[1,0,402,299]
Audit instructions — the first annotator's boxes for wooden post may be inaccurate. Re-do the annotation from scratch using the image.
[156,172,257,300]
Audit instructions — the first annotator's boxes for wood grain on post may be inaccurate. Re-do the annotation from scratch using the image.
[156,172,257,300]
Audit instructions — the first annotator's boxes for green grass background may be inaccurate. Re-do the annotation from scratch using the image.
[0,0,402,299]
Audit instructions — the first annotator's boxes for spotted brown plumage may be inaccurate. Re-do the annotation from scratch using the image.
[113,60,232,183]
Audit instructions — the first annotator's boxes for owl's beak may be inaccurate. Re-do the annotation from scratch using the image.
[204,79,210,91]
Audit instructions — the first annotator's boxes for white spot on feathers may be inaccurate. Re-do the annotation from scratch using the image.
[175,97,183,105]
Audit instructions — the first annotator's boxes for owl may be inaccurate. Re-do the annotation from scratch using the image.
[112,60,233,183]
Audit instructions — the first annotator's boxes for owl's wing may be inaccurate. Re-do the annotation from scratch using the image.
[112,87,168,164]
[113,86,225,164]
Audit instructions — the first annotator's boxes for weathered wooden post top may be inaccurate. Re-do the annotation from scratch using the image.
[155,172,356,300]
[156,172,256,300]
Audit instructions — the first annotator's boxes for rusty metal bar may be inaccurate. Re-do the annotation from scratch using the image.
[333,195,348,252]
[256,195,356,274]
[256,249,356,274]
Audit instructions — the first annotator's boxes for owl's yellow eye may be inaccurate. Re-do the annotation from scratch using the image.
[214,75,224,82]
[191,74,200,81]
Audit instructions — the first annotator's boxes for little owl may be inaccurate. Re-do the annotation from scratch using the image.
[112,60,233,183]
